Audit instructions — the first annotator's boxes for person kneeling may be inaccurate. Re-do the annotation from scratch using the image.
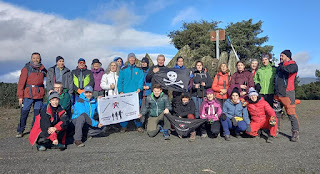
[174,94,196,141]
[71,86,105,147]
[221,88,251,141]
[246,88,278,143]
[29,92,69,151]
[199,89,222,139]
[139,84,171,140]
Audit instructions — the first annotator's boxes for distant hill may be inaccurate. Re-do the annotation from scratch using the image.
[299,77,317,85]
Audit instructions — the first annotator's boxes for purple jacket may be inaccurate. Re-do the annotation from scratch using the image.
[199,98,222,122]
[228,69,254,96]
[91,68,104,91]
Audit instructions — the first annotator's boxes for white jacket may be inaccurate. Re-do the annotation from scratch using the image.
[100,72,119,96]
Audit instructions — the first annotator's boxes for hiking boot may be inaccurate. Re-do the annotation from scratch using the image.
[201,133,208,138]
[266,136,274,143]
[158,125,164,133]
[291,131,299,142]
[74,140,85,147]
[189,132,196,142]
[178,135,182,139]
[163,129,170,140]
[224,135,230,141]
[37,145,47,151]
[16,132,23,138]
[52,143,65,149]
[137,127,144,133]
[120,127,127,133]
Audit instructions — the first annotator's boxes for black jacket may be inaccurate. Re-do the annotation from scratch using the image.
[174,101,196,118]
[191,69,213,98]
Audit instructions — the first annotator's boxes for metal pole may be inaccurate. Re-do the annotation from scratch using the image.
[216,30,219,59]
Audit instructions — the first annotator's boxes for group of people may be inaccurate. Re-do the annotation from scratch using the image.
[16,49,300,151]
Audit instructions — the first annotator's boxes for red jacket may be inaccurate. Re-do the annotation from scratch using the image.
[29,105,68,146]
[247,97,276,123]
[212,72,230,99]
[17,62,47,99]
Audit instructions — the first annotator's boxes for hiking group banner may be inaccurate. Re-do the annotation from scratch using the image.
[166,114,206,137]
[153,68,190,92]
[98,92,139,125]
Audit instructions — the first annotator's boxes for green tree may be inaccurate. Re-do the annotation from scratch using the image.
[315,69,320,81]
[168,20,220,60]
[168,19,273,62]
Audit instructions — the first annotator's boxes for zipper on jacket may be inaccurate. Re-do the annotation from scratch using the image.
[152,96,159,116]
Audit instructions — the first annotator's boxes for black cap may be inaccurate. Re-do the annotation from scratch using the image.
[56,56,64,63]
[141,57,149,65]
[231,87,240,96]
[92,58,102,65]
[281,50,292,59]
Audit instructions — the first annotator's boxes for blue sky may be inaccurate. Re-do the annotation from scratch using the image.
[0,0,319,82]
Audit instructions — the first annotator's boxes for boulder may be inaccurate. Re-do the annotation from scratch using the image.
[201,56,219,78]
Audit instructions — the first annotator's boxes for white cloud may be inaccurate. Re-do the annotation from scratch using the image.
[0,70,21,83]
[171,7,198,26]
[0,1,172,82]
[293,51,319,77]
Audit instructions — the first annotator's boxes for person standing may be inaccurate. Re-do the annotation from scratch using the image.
[71,58,94,103]
[91,59,105,98]
[46,56,73,96]
[114,57,125,69]
[146,54,168,91]
[228,61,254,97]
[100,61,119,96]
[212,63,230,106]
[140,57,152,107]
[250,59,259,78]
[254,54,276,107]
[191,61,213,118]
[16,52,47,138]
[117,53,144,133]
[274,50,299,142]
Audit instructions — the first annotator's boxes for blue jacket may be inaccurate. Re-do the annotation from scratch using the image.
[222,99,250,124]
[117,64,144,93]
[71,93,99,127]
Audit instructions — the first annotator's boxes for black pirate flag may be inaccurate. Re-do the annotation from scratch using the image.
[166,114,206,137]
[153,68,190,92]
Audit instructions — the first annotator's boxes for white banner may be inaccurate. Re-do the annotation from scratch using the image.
[98,92,139,125]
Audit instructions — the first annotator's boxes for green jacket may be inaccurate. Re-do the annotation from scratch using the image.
[141,92,171,117]
[254,63,276,94]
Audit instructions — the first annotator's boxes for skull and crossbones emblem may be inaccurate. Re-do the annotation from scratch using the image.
[163,71,184,88]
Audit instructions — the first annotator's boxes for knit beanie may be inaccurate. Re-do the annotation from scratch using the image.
[281,50,292,59]
[56,56,64,63]
[206,88,214,95]
[248,87,259,98]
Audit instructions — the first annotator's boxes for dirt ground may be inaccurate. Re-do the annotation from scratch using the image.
[0,100,319,173]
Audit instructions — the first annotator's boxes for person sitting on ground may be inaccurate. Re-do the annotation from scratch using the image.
[221,87,251,141]
[139,84,171,140]
[91,59,105,98]
[174,94,196,141]
[46,82,71,118]
[29,92,69,151]
[246,88,278,143]
[71,86,105,147]
[199,89,222,139]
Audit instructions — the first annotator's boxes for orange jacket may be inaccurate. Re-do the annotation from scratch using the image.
[212,72,230,99]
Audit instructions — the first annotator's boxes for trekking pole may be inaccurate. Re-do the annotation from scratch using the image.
[223,81,226,104]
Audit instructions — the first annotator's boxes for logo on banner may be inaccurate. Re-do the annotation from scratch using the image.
[163,71,184,88]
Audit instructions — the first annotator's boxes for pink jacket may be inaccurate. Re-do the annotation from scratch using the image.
[199,98,222,122]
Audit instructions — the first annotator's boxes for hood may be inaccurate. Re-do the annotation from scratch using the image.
[174,64,185,69]
[79,92,95,103]
[113,57,124,67]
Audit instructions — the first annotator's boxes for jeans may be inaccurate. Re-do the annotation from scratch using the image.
[191,97,203,119]
[17,98,43,133]
[221,118,247,135]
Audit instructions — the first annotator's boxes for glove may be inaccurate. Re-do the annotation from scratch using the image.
[255,83,261,93]
[220,113,227,121]
[246,124,251,133]
[231,117,238,126]
[269,116,276,127]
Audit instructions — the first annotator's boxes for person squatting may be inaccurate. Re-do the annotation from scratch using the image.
[15,50,300,151]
